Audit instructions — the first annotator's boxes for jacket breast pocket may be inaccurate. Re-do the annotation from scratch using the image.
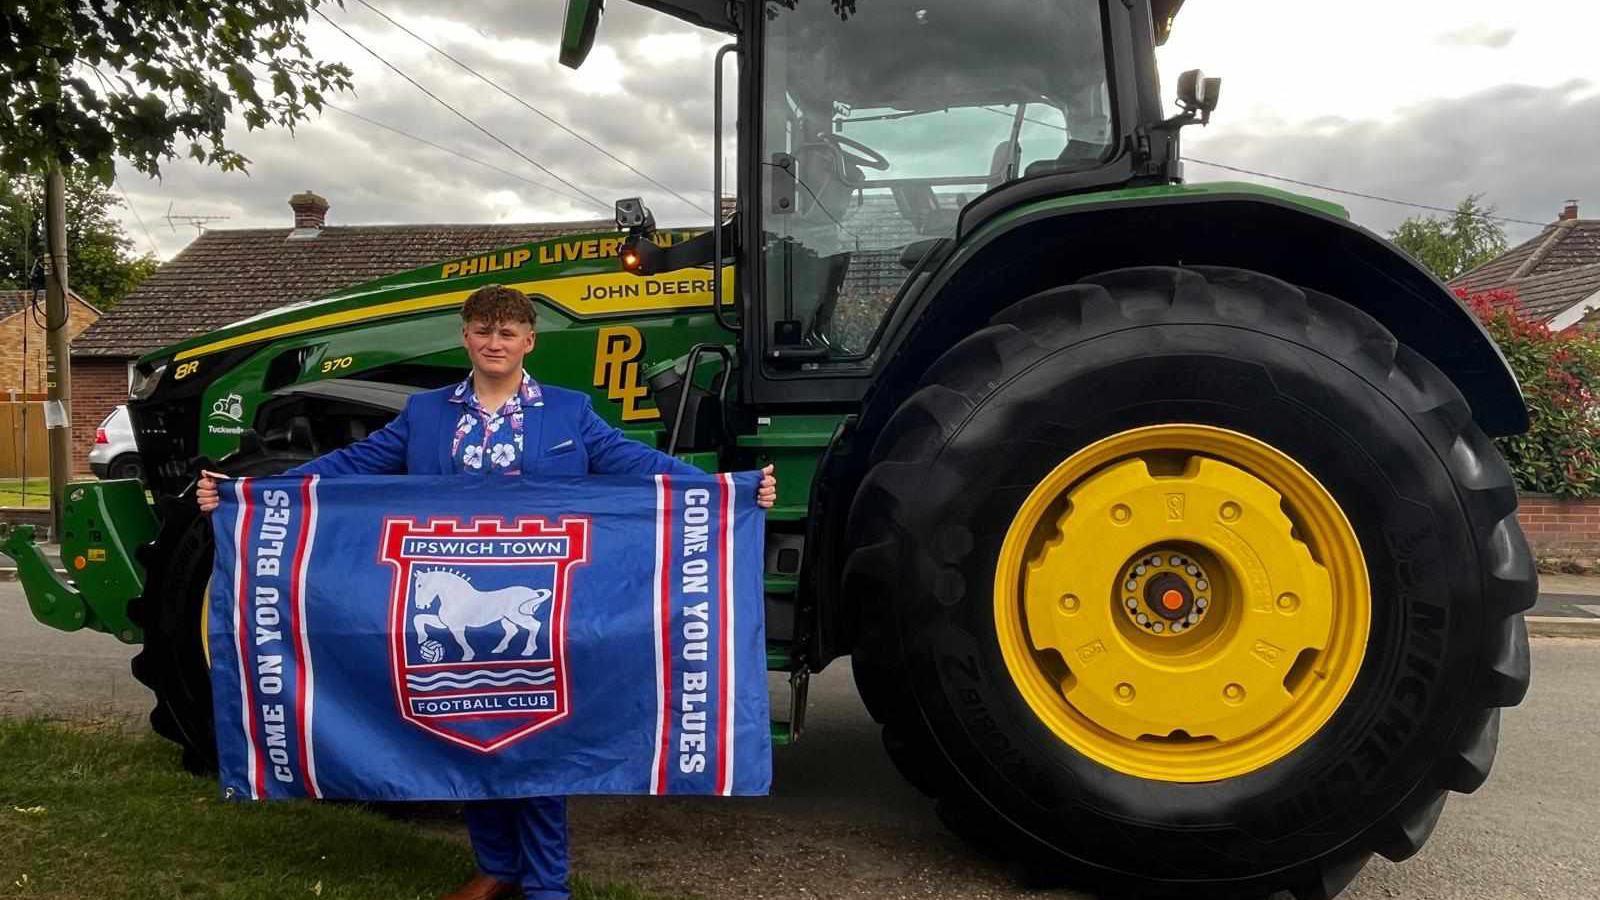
[527,441,585,476]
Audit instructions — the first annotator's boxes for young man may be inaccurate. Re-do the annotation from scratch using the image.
[198,284,776,900]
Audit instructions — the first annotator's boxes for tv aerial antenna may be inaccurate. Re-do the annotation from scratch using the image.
[163,201,230,236]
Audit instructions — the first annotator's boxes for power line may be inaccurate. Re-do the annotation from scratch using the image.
[1180,157,1549,227]
[114,178,162,258]
[352,0,714,219]
[325,102,606,206]
[314,9,612,214]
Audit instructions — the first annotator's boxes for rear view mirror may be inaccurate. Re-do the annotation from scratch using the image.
[560,0,605,69]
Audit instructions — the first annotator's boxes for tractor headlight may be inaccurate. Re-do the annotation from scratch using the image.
[129,363,167,401]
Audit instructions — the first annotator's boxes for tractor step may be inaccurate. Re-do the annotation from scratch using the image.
[769,666,810,747]
[766,644,793,670]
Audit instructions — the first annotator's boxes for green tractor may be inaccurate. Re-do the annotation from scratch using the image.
[3,0,1535,896]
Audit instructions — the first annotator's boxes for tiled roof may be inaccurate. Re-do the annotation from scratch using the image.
[71,221,610,358]
[830,194,934,352]
[0,288,91,320]
[1451,218,1600,325]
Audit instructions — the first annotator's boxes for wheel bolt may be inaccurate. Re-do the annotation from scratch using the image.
[1196,579,1209,591]
[1169,555,1183,566]
[1060,594,1080,614]
[1196,597,1209,610]
[1152,622,1165,633]
[1186,565,1198,576]
[1126,598,1138,609]
[1276,593,1300,613]
[1115,682,1136,703]
[1125,579,1138,592]
[1135,565,1146,576]
[1220,502,1241,522]
[1136,613,1149,625]
[1111,504,1132,523]
[1224,683,1245,703]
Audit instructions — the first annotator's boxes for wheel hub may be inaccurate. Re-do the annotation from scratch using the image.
[1120,551,1208,634]
[994,425,1370,782]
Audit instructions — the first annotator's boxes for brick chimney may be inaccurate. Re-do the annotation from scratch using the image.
[287,190,329,239]
[1560,199,1579,222]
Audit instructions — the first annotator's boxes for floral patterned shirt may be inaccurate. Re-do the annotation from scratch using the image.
[447,371,544,475]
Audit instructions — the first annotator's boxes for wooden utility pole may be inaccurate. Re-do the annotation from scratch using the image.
[43,164,72,540]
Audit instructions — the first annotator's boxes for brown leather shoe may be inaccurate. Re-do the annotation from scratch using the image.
[440,872,520,900]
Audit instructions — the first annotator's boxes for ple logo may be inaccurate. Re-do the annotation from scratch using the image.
[380,516,590,752]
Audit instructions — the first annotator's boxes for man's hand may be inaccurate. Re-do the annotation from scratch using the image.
[757,464,777,509]
[197,469,229,514]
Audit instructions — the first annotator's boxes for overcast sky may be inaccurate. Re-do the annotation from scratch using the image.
[112,0,1600,260]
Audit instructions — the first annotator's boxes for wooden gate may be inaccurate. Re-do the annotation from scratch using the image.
[0,402,50,478]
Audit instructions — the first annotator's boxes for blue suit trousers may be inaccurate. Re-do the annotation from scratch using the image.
[464,797,569,898]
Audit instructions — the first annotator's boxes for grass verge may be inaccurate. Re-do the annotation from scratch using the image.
[0,718,659,899]
[0,478,50,508]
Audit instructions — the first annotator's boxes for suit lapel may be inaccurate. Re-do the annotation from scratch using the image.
[436,377,473,475]
[520,395,548,473]
[436,410,455,474]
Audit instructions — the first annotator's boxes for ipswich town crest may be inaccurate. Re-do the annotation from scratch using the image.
[380,516,590,752]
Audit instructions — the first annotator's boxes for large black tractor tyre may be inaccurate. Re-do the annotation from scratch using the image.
[846,266,1535,898]
[129,451,311,773]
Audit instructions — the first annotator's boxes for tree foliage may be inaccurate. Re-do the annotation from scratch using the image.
[0,170,158,309]
[1463,288,1600,498]
[0,1,352,179]
[1390,195,1509,281]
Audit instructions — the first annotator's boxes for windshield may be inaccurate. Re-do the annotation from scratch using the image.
[761,0,1113,358]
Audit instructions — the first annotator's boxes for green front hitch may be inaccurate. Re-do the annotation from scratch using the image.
[0,480,159,644]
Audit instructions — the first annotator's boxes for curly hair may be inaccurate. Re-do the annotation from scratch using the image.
[460,284,536,327]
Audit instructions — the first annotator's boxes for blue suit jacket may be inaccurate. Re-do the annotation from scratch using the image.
[285,382,702,479]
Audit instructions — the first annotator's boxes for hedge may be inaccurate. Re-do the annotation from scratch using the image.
[1460,288,1600,499]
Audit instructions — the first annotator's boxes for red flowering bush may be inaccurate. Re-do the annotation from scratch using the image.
[1459,288,1600,498]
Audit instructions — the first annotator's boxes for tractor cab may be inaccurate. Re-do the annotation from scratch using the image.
[565,0,1194,402]
[756,0,1116,356]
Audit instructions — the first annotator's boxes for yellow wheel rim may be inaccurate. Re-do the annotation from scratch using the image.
[994,425,1370,782]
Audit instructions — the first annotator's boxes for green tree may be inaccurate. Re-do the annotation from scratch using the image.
[0,170,159,308]
[1389,194,1509,281]
[0,1,352,179]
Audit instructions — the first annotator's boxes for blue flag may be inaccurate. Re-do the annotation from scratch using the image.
[208,472,770,801]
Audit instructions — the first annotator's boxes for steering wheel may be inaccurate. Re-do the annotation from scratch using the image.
[827,132,890,172]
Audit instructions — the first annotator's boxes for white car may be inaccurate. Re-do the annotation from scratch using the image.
[88,405,143,481]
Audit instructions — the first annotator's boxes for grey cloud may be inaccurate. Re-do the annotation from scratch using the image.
[122,8,1591,272]
[1436,24,1517,49]
[1183,80,1598,244]
[118,2,724,256]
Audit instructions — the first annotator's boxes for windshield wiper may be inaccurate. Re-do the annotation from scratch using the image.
[833,107,953,126]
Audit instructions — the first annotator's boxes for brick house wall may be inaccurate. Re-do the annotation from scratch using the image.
[0,297,100,395]
[69,358,131,474]
[1517,493,1600,557]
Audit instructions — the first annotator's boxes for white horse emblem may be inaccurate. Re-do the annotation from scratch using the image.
[411,568,552,662]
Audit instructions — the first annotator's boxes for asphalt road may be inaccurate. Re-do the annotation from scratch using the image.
[2,583,1597,899]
